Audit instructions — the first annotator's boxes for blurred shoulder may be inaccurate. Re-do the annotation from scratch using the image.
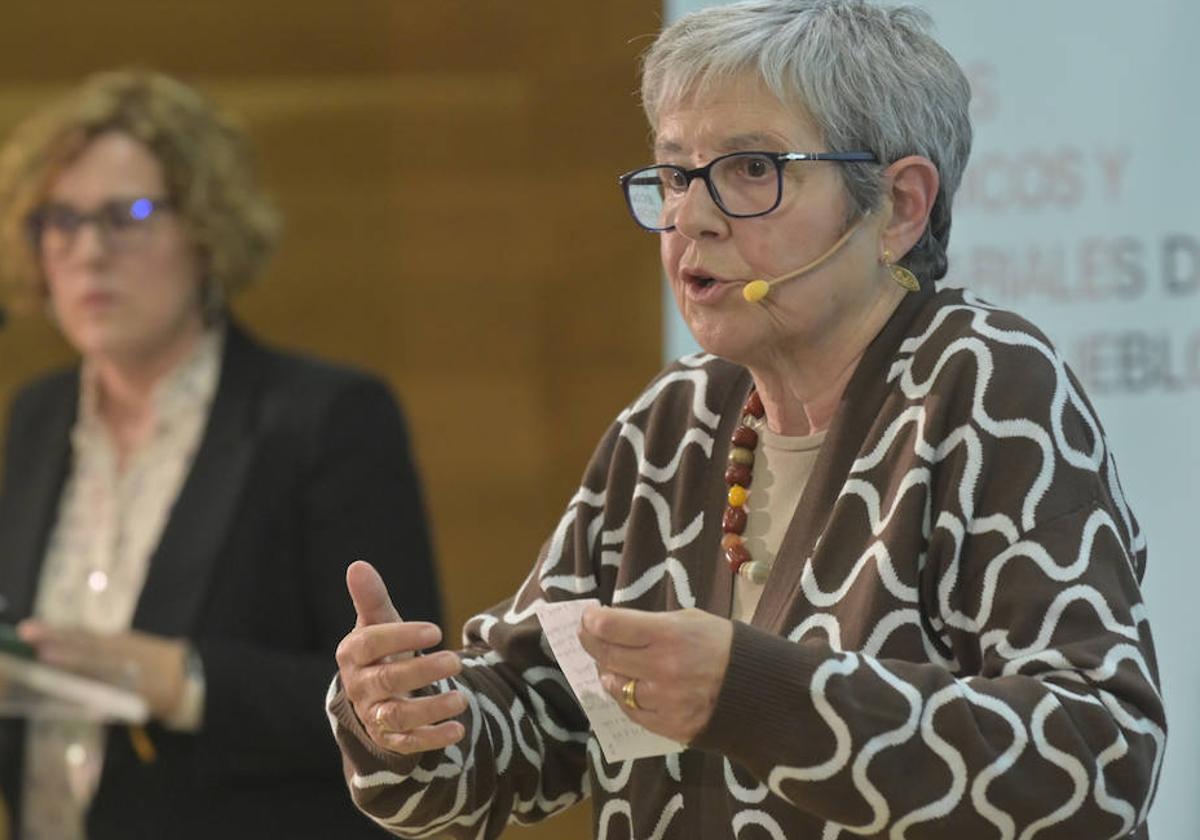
[7,366,77,426]
[228,322,400,411]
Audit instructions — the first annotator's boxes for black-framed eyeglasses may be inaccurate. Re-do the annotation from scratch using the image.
[25,196,175,256]
[618,150,877,232]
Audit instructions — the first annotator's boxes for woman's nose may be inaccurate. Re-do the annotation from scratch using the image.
[61,220,110,264]
[671,178,727,240]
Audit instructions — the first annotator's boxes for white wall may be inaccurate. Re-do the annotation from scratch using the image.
[661,2,1197,836]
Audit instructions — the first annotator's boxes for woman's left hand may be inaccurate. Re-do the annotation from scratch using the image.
[579,606,733,744]
[18,620,189,720]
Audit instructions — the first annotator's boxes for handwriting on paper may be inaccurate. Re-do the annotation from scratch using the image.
[534,598,683,763]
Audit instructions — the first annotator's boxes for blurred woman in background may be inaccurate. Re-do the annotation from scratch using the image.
[0,69,441,839]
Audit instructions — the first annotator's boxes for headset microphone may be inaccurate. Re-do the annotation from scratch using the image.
[742,217,867,303]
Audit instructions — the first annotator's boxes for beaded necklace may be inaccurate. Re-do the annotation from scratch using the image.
[721,389,771,584]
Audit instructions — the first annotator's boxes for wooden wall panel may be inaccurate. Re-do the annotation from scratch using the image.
[0,3,665,838]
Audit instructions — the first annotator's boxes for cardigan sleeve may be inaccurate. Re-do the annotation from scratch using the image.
[692,313,1165,838]
[327,417,628,839]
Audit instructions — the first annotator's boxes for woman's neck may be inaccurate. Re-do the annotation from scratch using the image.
[748,282,906,436]
[93,321,206,461]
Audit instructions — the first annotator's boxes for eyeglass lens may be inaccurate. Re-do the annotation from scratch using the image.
[31,198,164,254]
[625,153,780,230]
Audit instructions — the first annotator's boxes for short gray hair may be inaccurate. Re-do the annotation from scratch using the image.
[641,0,972,282]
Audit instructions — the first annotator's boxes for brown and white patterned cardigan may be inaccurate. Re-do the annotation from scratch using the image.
[329,287,1164,839]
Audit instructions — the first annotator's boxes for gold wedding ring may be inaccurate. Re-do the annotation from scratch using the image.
[373,703,390,732]
[621,678,640,711]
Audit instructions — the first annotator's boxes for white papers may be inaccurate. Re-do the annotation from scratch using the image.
[534,598,683,763]
[0,652,148,723]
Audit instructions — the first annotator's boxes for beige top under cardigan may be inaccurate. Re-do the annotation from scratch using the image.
[22,329,221,840]
[732,427,825,623]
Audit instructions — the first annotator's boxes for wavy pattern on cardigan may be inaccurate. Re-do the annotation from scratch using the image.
[329,289,1163,840]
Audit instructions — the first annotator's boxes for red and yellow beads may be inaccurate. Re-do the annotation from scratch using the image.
[721,390,770,583]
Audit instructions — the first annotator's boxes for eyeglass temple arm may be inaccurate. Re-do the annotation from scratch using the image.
[780,151,877,162]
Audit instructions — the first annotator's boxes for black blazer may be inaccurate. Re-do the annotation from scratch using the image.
[0,322,441,839]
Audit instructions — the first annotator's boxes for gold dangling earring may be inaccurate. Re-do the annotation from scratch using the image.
[882,248,921,293]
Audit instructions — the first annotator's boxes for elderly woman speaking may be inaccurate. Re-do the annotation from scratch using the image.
[330,1,1165,837]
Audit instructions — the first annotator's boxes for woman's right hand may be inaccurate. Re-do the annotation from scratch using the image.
[336,560,466,755]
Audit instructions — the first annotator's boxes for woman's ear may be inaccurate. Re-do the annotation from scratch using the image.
[880,155,939,260]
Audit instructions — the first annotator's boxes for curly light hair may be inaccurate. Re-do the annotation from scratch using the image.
[0,68,281,317]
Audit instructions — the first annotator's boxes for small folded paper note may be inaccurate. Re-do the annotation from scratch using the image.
[534,598,683,763]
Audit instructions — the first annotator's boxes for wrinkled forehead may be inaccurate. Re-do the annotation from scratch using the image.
[650,71,824,151]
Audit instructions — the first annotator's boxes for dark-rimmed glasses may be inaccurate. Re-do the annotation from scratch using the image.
[618,151,876,232]
[26,196,175,257]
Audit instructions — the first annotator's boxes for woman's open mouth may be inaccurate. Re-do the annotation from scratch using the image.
[681,271,741,303]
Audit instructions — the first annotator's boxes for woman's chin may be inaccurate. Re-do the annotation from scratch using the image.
[685,319,757,363]
[64,325,140,363]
